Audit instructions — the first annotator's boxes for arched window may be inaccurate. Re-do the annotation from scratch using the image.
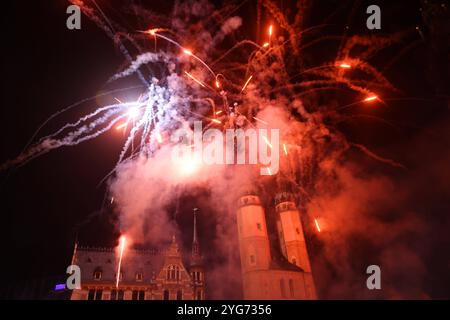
[135,272,143,282]
[163,290,170,300]
[167,265,181,281]
[93,267,102,280]
[176,290,182,300]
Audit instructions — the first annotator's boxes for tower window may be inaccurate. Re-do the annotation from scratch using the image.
[296,228,300,235]
[93,269,102,280]
[256,223,262,230]
[289,279,295,297]
[280,279,286,298]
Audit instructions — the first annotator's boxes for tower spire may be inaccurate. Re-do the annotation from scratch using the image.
[192,208,200,258]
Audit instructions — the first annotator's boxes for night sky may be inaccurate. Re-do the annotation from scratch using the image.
[1,0,449,299]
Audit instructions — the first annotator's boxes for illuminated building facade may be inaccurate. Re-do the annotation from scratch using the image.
[236,188,317,300]
[70,212,205,300]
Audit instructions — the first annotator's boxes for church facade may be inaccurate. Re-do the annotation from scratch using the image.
[236,189,317,299]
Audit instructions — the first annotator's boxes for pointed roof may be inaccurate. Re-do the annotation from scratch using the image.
[191,208,202,266]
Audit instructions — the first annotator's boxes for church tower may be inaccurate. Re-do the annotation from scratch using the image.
[236,188,272,299]
[190,208,205,300]
[275,191,317,299]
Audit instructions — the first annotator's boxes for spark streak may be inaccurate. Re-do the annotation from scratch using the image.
[184,71,206,88]
[116,235,126,288]
[283,143,288,156]
[314,219,321,233]
[253,117,268,125]
[241,75,253,92]
[262,136,273,149]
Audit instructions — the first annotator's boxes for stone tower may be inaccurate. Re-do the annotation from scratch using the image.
[275,192,317,299]
[236,186,317,300]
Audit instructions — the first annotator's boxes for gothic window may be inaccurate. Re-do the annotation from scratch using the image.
[257,223,262,230]
[110,290,117,300]
[296,227,300,235]
[135,272,143,282]
[95,289,103,300]
[176,290,182,300]
[93,268,102,281]
[163,290,169,300]
[88,289,95,300]
[138,291,145,300]
[280,279,286,298]
[118,290,124,300]
[167,265,181,281]
[289,279,295,297]
[132,290,138,300]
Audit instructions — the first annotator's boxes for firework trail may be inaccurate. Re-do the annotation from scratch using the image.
[1,0,407,225]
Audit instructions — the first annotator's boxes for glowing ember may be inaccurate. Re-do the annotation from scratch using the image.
[127,106,140,119]
[263,42,269,47]
[183,48,193,56]
[364,95,378,102]
[283,143,288,156]
[116,123,127,131]
[147,28,158,36]
[339,63,352,69]
[314,219,321,233]
[156,131,163,143]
